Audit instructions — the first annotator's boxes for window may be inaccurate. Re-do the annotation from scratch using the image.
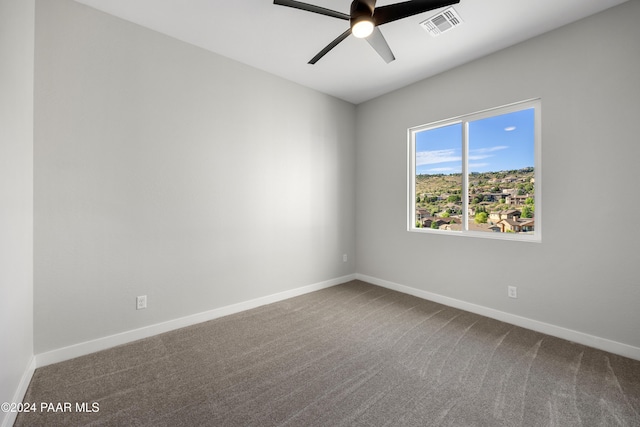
[408,99,541,241]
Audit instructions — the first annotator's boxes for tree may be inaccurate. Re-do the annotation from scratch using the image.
[447,194,461,203]
[431,221,439,229]
[521,205,533,218]
[475,212,488,224]
[525,197,534,205]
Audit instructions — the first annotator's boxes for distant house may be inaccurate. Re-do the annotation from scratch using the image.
[489,209,521,221]
[482,193,504,202]
[497,218,535,233]
[416,209,429,222]
[503,209,521,219]
[520,219,535,232]
[419,216,459,229]
[505,194,530,206]
[497,218,522,232]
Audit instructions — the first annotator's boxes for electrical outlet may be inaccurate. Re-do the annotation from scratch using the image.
[343,254,348,263]
[136,295,147,310]
[507,286,517,299]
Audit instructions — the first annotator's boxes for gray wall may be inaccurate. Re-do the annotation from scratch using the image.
[0,0,34,418]
[34,0,356,353]
[355,0,640,348]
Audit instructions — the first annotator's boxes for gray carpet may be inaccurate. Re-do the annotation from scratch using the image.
[16,281,640,426]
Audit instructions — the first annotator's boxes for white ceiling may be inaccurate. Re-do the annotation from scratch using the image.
[74,0,628,104]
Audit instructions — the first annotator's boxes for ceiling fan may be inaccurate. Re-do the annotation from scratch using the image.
[274,0,460,64]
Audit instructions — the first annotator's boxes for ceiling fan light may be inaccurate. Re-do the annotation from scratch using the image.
[352,19,374,38]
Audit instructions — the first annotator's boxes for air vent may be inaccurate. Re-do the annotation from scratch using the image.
[420,7,463,37]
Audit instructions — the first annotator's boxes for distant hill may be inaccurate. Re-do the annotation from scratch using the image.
[415,167,534,218]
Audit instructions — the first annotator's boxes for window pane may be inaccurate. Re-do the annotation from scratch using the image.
[414,123,462,231]
[467,108,535,234]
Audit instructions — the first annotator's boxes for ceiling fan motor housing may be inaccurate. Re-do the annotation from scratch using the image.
[350,0,375,27]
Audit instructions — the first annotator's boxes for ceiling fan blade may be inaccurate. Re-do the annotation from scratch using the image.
[373,0,460,26]
[309,28,352,64]
[273,0,350,21]
[366,27,395,63]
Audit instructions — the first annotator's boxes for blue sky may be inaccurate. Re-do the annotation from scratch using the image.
[415,108,535,175]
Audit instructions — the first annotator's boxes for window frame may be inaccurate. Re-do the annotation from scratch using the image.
[408,99,541,242]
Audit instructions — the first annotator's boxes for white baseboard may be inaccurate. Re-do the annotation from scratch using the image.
[1,356,36,427]
[356,273,640,361]
[36,274,356,368]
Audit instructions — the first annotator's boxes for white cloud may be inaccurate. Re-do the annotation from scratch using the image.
[470,145,509,155]
[468,145,508,161]
[416,149,461,166]
[505,126,516,132]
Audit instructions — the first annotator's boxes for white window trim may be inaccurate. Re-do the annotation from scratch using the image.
[407,98,542,242]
